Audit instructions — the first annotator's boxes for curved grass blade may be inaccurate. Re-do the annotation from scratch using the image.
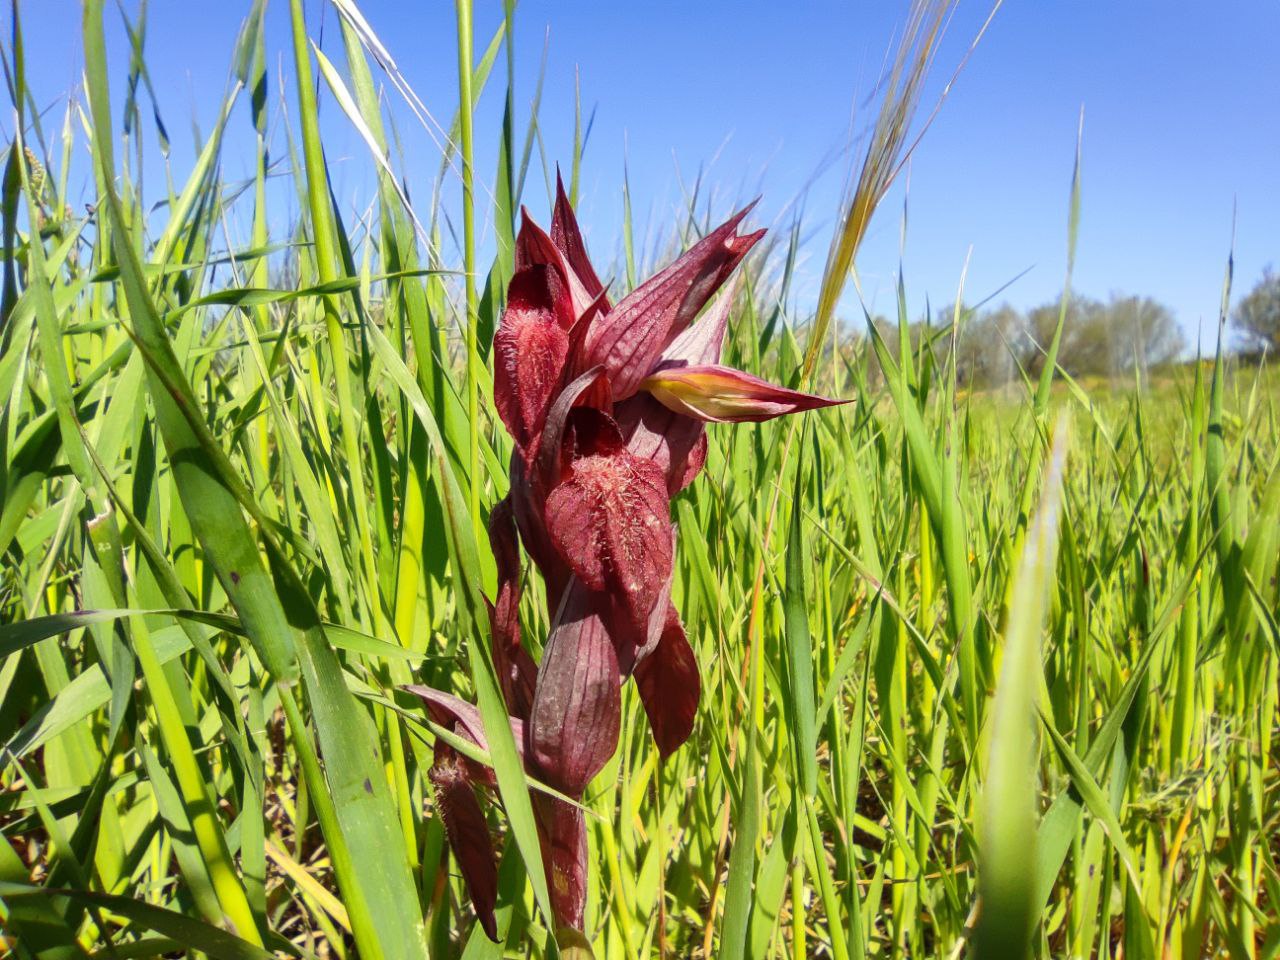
[973,415,1068,960]
[0,885,274,960]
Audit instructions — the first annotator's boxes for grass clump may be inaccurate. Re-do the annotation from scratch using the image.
[0,2,1277,958]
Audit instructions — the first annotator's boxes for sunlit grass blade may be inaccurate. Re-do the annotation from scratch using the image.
[975,415,1068,960]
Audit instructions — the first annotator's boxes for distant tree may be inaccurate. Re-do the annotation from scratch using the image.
[854,291,1182,388]
[1233,267,1280,356]
[955,303,1024,387]
[1065,299,1114,377]
[1105,294,1185,377]
[1020,293,1182,379]
[1023,297,1105,378]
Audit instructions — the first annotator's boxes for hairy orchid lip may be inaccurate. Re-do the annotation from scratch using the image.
[493,265,572,458]
[429,745,500,941]
[544,439,673,631]
[642,363,850,423]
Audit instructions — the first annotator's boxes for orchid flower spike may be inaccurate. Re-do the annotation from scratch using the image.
[410,175,849,941]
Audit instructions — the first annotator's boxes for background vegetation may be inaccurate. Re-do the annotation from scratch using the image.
[1,1,1277,958]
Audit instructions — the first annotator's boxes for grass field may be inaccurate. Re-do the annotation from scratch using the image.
[1,1,1278,958]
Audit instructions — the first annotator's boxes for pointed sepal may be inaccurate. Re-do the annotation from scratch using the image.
[642,363,849,423]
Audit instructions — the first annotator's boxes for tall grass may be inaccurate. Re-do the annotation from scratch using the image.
[1,1,1278,959]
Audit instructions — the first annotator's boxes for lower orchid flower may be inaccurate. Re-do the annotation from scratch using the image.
[410,178,848,944]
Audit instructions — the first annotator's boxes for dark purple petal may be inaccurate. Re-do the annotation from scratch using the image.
[657,274,740,367]
[493,266,571,456]
[563,286,612,392]
[405,687,490,742]
[574,205,763,400]
[516,209,597,320]
[509,454,572,608]
[544,436,673,630]
[615,393,710,495]
[527,581,621,795]
[605,527,676,676]
[532,792,588,933]
[676,433,709,493]
[429,743,500,941]
[535,367,613,495]
[664,226,762,345]
[551,171,607,306]
[487,498,536,719]
[634,606,700,757]
[402,686,526,782]
[642,364,849,423]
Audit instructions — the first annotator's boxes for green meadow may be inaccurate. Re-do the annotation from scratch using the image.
[1,1,1277,958]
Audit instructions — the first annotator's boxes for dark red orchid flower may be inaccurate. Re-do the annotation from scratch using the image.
[409,176,846,942]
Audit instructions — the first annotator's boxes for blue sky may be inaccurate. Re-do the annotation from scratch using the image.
[9,1,1279,349]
